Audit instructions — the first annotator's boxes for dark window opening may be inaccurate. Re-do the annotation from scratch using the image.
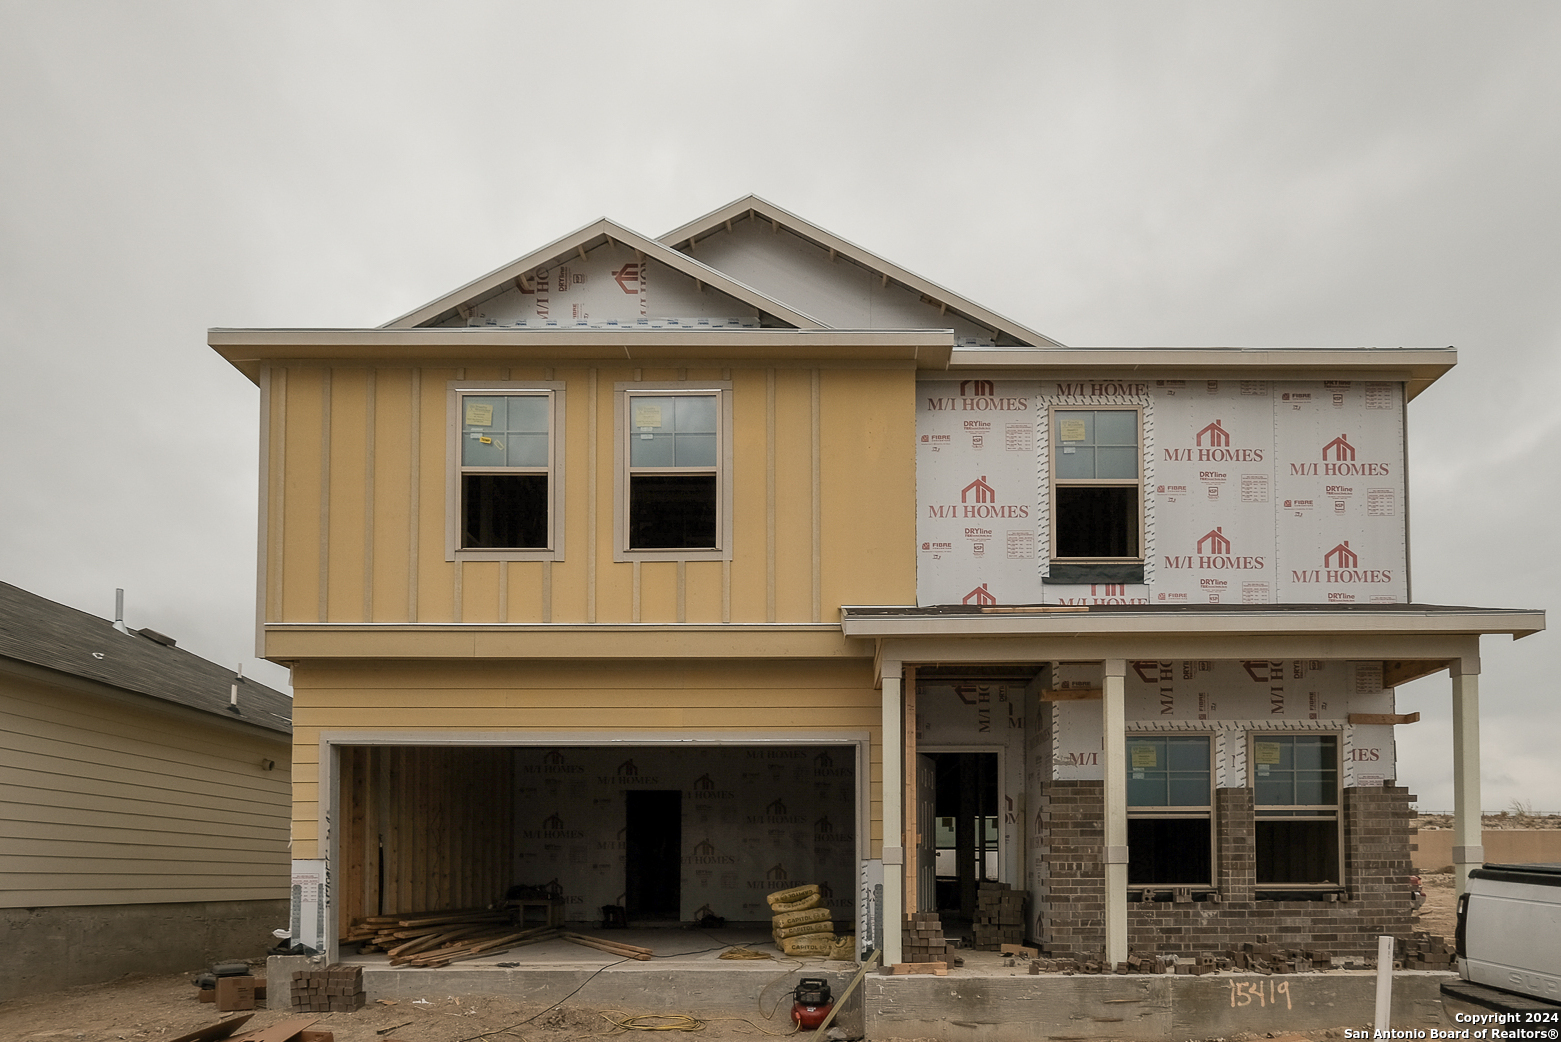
[628,474,717,549]
[1128,818,1211,885]
[1256,819,1339,884]
[1056,486,1138,558]
[463,474,548,549]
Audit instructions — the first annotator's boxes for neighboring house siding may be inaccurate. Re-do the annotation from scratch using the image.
[0,673,291,907]
[287,658,884,862]
[263,364,916,629]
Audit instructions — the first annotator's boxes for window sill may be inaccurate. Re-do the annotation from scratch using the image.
[450,549,564,563]
[1044,562,1145,585]
[613,547,731,564]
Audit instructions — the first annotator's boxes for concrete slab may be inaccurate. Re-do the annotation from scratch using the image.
[865,969,1457,1041]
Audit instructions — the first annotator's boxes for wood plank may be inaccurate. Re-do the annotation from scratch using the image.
[1348,712,1420,725]
[1383,659,1450,688]
[1040,688,1102,701]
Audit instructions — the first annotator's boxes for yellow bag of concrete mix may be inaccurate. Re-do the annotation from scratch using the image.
[781,933,835,957]
[770,906,831,930]
[765,884,820,909]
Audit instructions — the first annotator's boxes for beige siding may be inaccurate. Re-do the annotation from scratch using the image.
[0,674,291,907]
[287,658,883,860]
[265,361,917,629]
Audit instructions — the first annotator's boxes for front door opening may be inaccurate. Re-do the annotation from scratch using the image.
[926,752,999,919]
[625,789,681,922]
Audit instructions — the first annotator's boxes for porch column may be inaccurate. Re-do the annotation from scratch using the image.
[881,664,904,965]
[1451,661,1483,896]
[1102,658,1128,965]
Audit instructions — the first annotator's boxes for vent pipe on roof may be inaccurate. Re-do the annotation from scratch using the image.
[230,662,244,713]
[113,589,129,634]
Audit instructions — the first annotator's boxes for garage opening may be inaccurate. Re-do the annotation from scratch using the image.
[333,742,859,960]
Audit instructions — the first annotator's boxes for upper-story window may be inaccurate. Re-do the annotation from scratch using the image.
[446,382,565,561]
[615,382,733,562]
[1051,408,1141,561]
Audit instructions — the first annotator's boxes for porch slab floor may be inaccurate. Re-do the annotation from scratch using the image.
[324,934,1461,1040]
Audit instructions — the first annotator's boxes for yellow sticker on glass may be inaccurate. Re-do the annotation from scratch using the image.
[465,402,494,427]
[1255,742,1282,765]
[1059,418,1087,442]
[1130,745,1157,768]
[633,403,663,429]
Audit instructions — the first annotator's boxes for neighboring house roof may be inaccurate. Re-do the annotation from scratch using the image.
[658,195,1067,349]
[381,217,827,331]
[0,580,291,736]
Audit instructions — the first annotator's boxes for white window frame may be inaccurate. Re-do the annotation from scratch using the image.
[1125,731,1215,888]
[613,381,733,563]
[445,380,566,562]
[1049,406,1145,563]
[1248,730,1344,889]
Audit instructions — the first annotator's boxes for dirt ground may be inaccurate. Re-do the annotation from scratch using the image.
[0,878,1464,1042]
[0,971,814,1042]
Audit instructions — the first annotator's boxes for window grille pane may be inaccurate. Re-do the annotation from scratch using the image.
[629,432,676,468]
[675,395,718,433]
[673,432,717,467]
[1094,410,1138,445]
[505,395,549,433]
[1096,446,1139,479]
[1055,445,1096,479]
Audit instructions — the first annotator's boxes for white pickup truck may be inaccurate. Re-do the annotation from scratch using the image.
[1441,862,1561,1020]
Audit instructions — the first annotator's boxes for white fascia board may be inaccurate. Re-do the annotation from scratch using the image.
[945,346,1458,399]
[380,217,827,331]
[207,328,956,383]
[659,195,1066,350]
[838,607,1546,641]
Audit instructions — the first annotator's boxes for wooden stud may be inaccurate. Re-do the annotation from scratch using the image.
[1348,712,1420,725]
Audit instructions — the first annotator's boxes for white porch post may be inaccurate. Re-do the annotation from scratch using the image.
[1102,658,1128,965]
[881,664,904,965]
[1451,660,1484,896]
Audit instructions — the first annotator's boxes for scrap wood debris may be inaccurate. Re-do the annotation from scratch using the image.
[346,910,656,967]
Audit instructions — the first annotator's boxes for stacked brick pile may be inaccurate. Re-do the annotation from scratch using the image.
[973,882,1025,949]
[291,964,366,1012]
[902,911,948,963]
[1400,933,1453,969]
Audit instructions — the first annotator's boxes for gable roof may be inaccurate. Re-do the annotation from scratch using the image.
[658,195,1066,349]
[0,580,292,736]
[381,217,827,331]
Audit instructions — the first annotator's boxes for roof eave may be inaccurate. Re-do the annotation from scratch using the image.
[942,346,1458,399]
[207,327,957,382]
[839,605,1545,640]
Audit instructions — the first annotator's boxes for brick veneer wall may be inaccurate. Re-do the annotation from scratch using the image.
[1035,781,1416,958]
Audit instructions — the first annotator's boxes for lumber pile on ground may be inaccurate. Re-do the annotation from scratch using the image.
[344,909,658,968]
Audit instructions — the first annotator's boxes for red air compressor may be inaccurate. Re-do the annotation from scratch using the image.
[792,977,834,1030]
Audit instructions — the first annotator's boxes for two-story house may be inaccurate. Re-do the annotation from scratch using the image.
[210,196,1542,970]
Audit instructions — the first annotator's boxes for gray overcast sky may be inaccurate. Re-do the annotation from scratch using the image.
[2,1,1555,812]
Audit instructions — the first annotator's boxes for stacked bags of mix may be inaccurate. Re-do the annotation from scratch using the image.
[766,884,834,957]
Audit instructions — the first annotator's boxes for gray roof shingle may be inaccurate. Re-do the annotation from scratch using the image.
[0,580,291,735]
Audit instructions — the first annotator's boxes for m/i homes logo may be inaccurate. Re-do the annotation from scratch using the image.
[1161,527,1266,571]
[1290,433,1391,476]
[1289,541,1393,585]
[1163,418,1265,463]
[927,476,1030,520]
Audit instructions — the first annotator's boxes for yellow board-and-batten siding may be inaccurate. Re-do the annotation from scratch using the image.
[0,673,291,907]
[262,357,916,859]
